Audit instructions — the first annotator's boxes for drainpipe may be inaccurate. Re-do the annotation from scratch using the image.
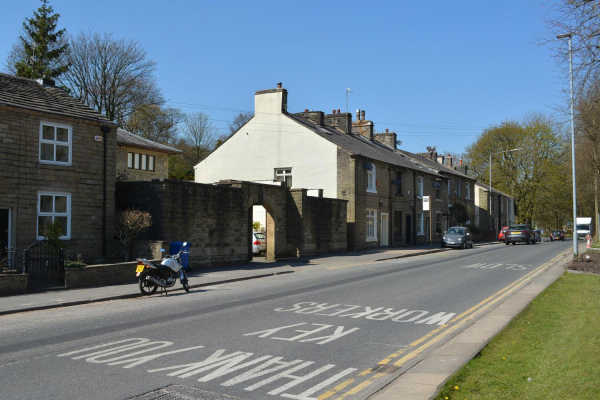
[101,126,111,257]
[413,171,417,245]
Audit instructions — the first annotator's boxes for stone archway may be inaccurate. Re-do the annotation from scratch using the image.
[248,202,277,262]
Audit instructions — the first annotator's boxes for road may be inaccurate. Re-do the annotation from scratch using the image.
[0,240,571,400]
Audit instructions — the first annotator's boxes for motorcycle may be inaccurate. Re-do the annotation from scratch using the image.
[135,242,190,295]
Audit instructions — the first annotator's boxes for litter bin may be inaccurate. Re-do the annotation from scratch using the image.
[169,242,191,271]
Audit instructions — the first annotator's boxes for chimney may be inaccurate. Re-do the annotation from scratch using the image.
[255,82,288,115]
[437,154,445,165]
[352,108,374,140]
[373,130,397,149]
[36,77,55,87]
[324,111,352,133]
[445,155,453,168]
[454,161,468,176]
[295,110,325,125]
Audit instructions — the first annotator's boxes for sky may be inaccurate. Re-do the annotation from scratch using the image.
[0,0,565,156]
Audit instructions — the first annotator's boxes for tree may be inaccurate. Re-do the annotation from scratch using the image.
[464,113,567,226]
[228,111,253,136]
[6,0,69,79]
[114,209,152,261]
[124,105,184,143]
[60,31,163,125]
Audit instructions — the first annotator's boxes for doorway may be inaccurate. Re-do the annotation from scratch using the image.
[0,209,9,248]
[405,215,412,245]
[381,213,389,246]
[248,203,276,262]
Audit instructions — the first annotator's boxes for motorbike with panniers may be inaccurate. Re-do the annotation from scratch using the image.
[136,242,190,295]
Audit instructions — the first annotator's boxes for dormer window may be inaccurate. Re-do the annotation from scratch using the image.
[39,122,72,165]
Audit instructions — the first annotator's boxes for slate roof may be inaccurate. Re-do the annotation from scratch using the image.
[475,181,514,198]
[398,150,473,180]
[285,113,443,177]
[0,73,116,125]
[117,129,182,154]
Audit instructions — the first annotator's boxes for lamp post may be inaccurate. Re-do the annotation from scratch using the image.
[557,33,578,256]
[489,148,523,235]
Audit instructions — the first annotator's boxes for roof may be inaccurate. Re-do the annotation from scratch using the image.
[475,181,514,198]
[116,129,182,154]
[0,73,116,125]
[285,113,443,177]
[398,150,473,180]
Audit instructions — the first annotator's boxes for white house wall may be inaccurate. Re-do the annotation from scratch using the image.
[195,113,339,198]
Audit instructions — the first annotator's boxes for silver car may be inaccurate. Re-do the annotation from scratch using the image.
[442,227,473,249]
[252,232,266,255]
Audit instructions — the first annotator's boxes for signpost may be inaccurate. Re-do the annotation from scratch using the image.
[423,196,431,247]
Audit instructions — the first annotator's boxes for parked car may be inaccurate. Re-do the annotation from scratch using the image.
[442,227,473,249]
[505,224,536,245]
[252,232,266,255]
[550,230,565,241]
[499,226,509,242]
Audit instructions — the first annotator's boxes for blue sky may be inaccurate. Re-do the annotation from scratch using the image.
[0,1,563,156]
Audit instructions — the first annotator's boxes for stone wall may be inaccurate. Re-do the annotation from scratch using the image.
[116,180,347,266]
[65,261,148,289]
[0,274,28,296]
[0,105,116,259]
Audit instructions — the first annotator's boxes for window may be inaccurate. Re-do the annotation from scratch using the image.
[394,211,402,239]
[456,179,461,197]
[417,176,423,198]
[128,153,155,171]
[466,182,471,199]
[367,165,377,193]
[275,168,293,187]
[367,209,377,240]
[435,180,441,200]
[37,192,70,239]
[395,171,402,195]
[418,212,424,235]
[39,122,72,165]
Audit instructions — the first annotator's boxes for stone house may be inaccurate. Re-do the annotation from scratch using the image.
[194,83,447,250]
[0,73,118,258]
[474,182,515,239]
[116,128,182,181]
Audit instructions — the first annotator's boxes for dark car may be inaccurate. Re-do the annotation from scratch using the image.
[505,224,536,245]
[550,230,565,242]
[442,227,473,249]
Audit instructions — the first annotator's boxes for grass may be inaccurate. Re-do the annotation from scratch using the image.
[435,272,600,400]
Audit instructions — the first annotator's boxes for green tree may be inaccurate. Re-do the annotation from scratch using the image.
[9,0,69,79]
[124,105,184,144]
[464,113,567,226]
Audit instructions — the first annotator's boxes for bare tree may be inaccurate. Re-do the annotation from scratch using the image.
[60,31,163,125]
[182,112,218,166]
[114,209,152,261]
[124,105,184,144]
[228,111,253,136]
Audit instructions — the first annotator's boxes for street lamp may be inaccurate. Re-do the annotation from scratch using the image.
[557,32,578,256]
[489,148,523,234]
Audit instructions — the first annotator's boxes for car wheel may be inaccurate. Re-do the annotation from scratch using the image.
[470,242,474,249]
[462,242,466,249]
[441,242,446,248]
[505,241,510,245]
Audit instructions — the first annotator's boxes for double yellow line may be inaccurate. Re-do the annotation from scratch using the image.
[318,250,570,399]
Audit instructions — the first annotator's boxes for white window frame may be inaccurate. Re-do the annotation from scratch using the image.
[367,165,377,193]
[417,176,423,198]
[366,209,378,241]
[37,192,71,240]
[275,168,293,187]
[417,212,424,235]
[466,181,471,199]
[39,122,72,166]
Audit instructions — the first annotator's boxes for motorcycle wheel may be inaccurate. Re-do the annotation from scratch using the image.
[182,270,189,293]
[139,272,158,295]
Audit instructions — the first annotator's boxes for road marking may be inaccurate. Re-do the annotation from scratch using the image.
[319,249,570,399]
[244,323,360,345]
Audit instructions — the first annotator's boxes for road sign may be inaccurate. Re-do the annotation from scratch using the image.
[423,196,430,211]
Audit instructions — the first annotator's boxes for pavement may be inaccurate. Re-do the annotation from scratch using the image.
[3,239,565,400]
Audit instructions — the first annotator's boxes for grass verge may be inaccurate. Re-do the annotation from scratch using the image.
[435,272,600,400]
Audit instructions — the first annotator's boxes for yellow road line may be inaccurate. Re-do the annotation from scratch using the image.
[320,249,570,399]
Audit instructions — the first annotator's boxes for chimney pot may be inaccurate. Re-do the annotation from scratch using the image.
[460,159,463,165]
[356,109,360,121]
[304,109,309,113]
[332,110,336,114]
[385,128,389,133]
[361,110,366,120]
[337,109,341,113]
[277,82,282,88]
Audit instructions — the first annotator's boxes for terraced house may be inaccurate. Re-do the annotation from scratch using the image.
[0,73,118,260]
[195,83,449,250]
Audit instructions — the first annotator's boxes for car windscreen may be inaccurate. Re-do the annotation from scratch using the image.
[447,228,465,234]
[254,233,266,239]
[552,231,561,234]
[576,224,590,230]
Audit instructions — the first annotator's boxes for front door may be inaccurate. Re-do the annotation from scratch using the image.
[381,213,389,246]
[405,215,412,245]
[0,209,9,248]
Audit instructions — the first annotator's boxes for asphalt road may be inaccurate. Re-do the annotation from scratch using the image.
[0,240,571,400]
